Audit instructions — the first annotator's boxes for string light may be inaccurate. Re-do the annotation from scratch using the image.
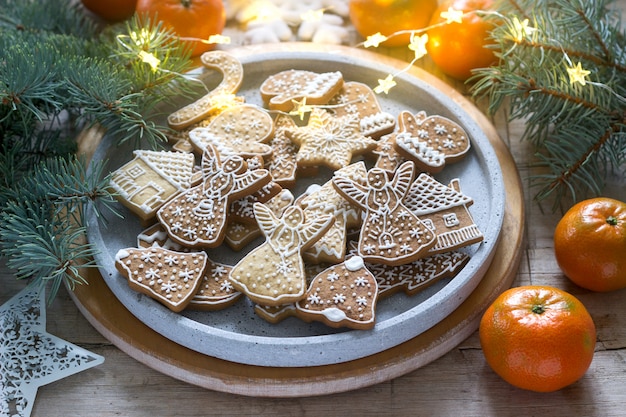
[408,33,429,60]
[509,16,537,42]
[440,7,464,24]
[138,51,161,71]
[289,97,314,120]
[566,62,591,86]
[363,32,388,48]
[374,74,397,94]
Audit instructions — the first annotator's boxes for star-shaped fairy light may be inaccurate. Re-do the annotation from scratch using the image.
[374,74,397,94]
[1,286,104,417]
[363,32,388,48]
[289,97,314,120]
[441,7,464,24]
[287,108,377,170]
[567,62,591,86]
[408,33,429,60]
[509,16,537,42]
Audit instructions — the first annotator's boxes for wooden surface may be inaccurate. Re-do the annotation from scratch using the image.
[3,2,626,415]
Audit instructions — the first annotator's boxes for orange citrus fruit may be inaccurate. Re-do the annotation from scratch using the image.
[554,197,626,292]
[136,0,226,57]
[479,285,596,392]
[81,0,137,22]
[349,0,438,47]
[426,0,497,80]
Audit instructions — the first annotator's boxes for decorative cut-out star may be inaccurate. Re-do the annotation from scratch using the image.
[567,62,591,86]
[287,108,377,170]
[1,286,104,417]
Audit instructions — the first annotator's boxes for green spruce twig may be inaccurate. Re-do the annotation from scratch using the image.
[472,0,626,209]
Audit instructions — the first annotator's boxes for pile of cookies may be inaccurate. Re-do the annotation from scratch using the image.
[111,51,483,331]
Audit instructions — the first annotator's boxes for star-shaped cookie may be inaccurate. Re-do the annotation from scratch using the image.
[286,108,377,170]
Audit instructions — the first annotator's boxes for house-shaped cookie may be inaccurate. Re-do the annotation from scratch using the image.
[404,173,483,255]
[109,150,196,223]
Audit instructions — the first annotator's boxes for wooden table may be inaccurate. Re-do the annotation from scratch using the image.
[3,3,626,415]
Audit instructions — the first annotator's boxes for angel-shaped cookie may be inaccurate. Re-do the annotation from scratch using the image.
[228,203,334,306]
[156,144,271,248]
[332,161,436,265]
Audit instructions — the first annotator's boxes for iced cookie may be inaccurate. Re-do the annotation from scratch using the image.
[115,247,208,313]
[260,69,344,112]
[286,108,377,170]
[254,303,298,324]
[332,161,436,265]
[404,173,483,254]
[328,81,396,139]
[228,202,334,306]
[394,111,471,173]
[187,259,242,311]
[299,161,367,264]
[109,150,196,224]
[295,256,379,330]
[265,114,300,188]
[156,144,271,248]
[224,189,295,251]
[188,104,274,159]
[372,131,407,173]
[347,242,471,298]
[168,51,245,130]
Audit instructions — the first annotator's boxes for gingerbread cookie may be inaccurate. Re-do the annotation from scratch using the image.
[286,108,377,170]
[404,173,483,254]
[332,161,436,265]
[295,256,379,330]
[187,258,242,311]
[372,131,407,173]
[347,242,471,298]
[109,150,196,223]
[328,81,396,139]
[265,114,300,188]
[156,144,271,248]
[224,189,295,251]
[254,303,298,324]
[260,69,344,112]
[188,104,274,159]
[228,202,334,306]
[115,247,208,312]
[394,111,471,173]
[299,161,367,264]
[168,51,245,130]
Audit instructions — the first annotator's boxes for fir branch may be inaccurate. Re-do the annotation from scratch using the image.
[0,155,119,302]
[473,0,626,205]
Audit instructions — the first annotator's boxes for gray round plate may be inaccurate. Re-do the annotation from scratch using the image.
[86,44,505,368]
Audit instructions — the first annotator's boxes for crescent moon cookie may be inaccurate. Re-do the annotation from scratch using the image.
[394,111,471,173]
[228,203,334,306]
[115,247,209,313]
[168,51,245,130]
[295,256,379,330]
[259,69,344,112]
[156,144,271,248]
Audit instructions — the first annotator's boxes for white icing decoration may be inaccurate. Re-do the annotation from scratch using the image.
[344,256,364,271]
[321,307,348,322]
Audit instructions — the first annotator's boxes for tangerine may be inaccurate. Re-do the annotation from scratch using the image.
[81,0,137,22]
[426,0,497,80]
[136,0,226,57]
[479,285,596,392]
[349,0,438,47]
[554,197,626,292]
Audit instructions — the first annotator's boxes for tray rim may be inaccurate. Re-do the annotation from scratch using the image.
[71,43,524,396]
